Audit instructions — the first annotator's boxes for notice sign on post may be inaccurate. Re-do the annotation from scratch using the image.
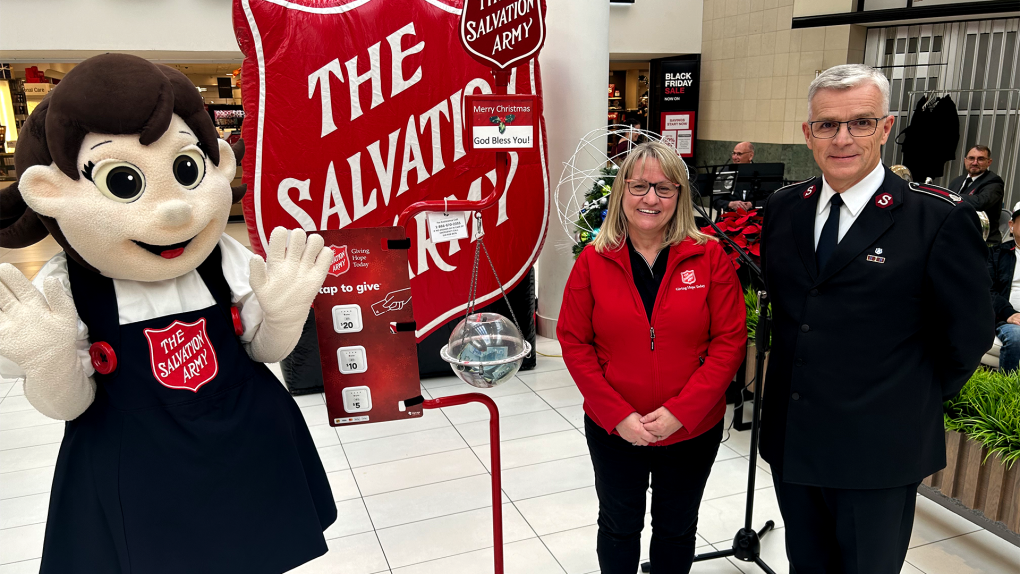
[660,112,695,157]
[465,94,539,151]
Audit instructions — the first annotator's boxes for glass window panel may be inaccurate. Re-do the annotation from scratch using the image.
[999,32,1016,109]
[921,37,931,52]
[985,32,1003,110]
[909,38,919,53]
[932,36,943,52]
[960,34,976,110]
[891,79,902,116]
[897,38,907,54]
[991,114,1006,167]
[885,38,895,55]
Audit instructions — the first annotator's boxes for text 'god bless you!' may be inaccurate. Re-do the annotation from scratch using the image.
[295,22,518,278]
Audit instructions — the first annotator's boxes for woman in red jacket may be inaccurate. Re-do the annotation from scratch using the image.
[557,142,747,573]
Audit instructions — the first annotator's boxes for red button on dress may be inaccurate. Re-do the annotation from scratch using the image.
[231,307,244,337]
[89,342,117,375]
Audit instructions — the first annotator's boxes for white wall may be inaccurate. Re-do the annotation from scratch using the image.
[793,0,855,19]
[609,0,703,59]
[536,0,610,338]
[0,0,241,61]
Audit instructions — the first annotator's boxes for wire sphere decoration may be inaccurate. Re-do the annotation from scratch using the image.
[440,312,532,388]
[554,125,689,246]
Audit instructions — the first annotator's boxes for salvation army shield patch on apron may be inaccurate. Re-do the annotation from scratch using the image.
[143,318,220,392]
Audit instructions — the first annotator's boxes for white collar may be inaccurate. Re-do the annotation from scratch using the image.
[818,163,886,217]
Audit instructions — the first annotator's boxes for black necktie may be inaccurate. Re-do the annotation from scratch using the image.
[961,177,972,192]
[816,194,843,270]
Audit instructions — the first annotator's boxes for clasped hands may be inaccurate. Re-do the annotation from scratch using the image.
[615,408,682,446]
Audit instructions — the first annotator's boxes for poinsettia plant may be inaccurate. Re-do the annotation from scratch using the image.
[699,208,763,270]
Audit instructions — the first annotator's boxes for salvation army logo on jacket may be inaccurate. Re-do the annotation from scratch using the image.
[329,245,350,277]
[681,270,697,284]
[143,318,219,392]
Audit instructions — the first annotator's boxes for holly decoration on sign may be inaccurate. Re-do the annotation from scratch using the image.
[699,208,763,270]
[572,165,618,257]
[489,114,516,134]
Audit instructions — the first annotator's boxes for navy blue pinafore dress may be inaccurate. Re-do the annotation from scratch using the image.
[39,246,337,574]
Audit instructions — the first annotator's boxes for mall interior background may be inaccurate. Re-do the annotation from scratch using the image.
[0,0,1018,339]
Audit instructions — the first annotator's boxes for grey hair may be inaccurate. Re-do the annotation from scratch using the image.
[807,64,891,119]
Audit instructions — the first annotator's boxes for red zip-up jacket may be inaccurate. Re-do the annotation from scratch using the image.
[557,238,747,445]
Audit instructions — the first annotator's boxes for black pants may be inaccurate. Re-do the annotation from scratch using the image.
[773,470,920,574]
[585,415,722,574]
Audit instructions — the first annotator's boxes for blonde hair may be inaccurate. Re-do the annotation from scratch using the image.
[592,141,712,253]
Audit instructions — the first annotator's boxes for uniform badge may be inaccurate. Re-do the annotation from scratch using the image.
[681,270,697,284]
[866,255,886,264]
[875,193,894,208]
[875,248,883,254]
[144,318,219,392]
[802,185,816,199]
[328,244,350,277]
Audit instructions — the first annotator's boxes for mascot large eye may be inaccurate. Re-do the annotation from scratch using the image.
[93,162,146,203]
[173,150,206,189]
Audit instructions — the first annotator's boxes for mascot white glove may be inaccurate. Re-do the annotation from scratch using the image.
[247,227,332,363]
[0,263,95,420]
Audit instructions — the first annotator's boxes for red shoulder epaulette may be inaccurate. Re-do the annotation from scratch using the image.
[908,182,963,205]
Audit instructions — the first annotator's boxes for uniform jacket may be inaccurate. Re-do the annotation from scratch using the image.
[948,170,1005,244]
[988,240,1018,326]
[760,168,993,489]
[558,238,747,445]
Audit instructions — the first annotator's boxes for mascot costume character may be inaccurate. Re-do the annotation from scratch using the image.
[0,54,338,573]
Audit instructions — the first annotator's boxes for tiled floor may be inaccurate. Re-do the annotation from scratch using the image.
[1,226,1019,573]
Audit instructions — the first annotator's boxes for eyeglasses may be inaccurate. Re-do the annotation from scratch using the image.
[731,151,751,156]
[807,118,884,139]
[965,155,990,162]
[626,179,679,199]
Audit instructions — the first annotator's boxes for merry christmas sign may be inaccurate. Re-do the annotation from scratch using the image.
[233,0,549,340]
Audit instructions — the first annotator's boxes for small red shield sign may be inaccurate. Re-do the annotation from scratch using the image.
[460,0,546,70]
[681,270,697,285]
[875,193,894,208]
[143,318,219,392]
[329,244,350,277]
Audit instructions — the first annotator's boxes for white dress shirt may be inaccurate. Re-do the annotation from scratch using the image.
[813,163,887,249]
[0,234,265,381]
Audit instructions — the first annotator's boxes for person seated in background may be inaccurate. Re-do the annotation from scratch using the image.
[949,145,1005,245]
[988,204,1020,372]
[612,119,642,159]
[712,141,756,214]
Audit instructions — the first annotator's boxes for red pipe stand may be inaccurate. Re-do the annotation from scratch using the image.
[398,69,512,574]
[422,394,503,573]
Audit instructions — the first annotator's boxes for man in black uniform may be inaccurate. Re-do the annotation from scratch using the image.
[760,64,992,573]
[948,145,1005,245]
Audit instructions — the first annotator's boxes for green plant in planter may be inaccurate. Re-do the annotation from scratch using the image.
[744,287,770,342]
[944,367,1020,468]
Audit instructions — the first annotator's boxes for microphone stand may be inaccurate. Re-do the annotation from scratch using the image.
[641,186,776,574]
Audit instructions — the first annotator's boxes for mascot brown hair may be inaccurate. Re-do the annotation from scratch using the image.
[0,54,337,573]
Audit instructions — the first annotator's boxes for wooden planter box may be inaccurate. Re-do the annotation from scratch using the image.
[923,430,1020,535]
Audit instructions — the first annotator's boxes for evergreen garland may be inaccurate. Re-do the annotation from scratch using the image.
[572,164,619,258]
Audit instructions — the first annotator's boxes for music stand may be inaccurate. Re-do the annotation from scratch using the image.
[733,163,784,206]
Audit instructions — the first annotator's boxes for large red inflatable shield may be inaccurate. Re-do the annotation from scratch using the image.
[233,0,549,341]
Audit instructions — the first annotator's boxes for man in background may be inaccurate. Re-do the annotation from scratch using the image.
[713,141,757,214]
[949,145,1005,245]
